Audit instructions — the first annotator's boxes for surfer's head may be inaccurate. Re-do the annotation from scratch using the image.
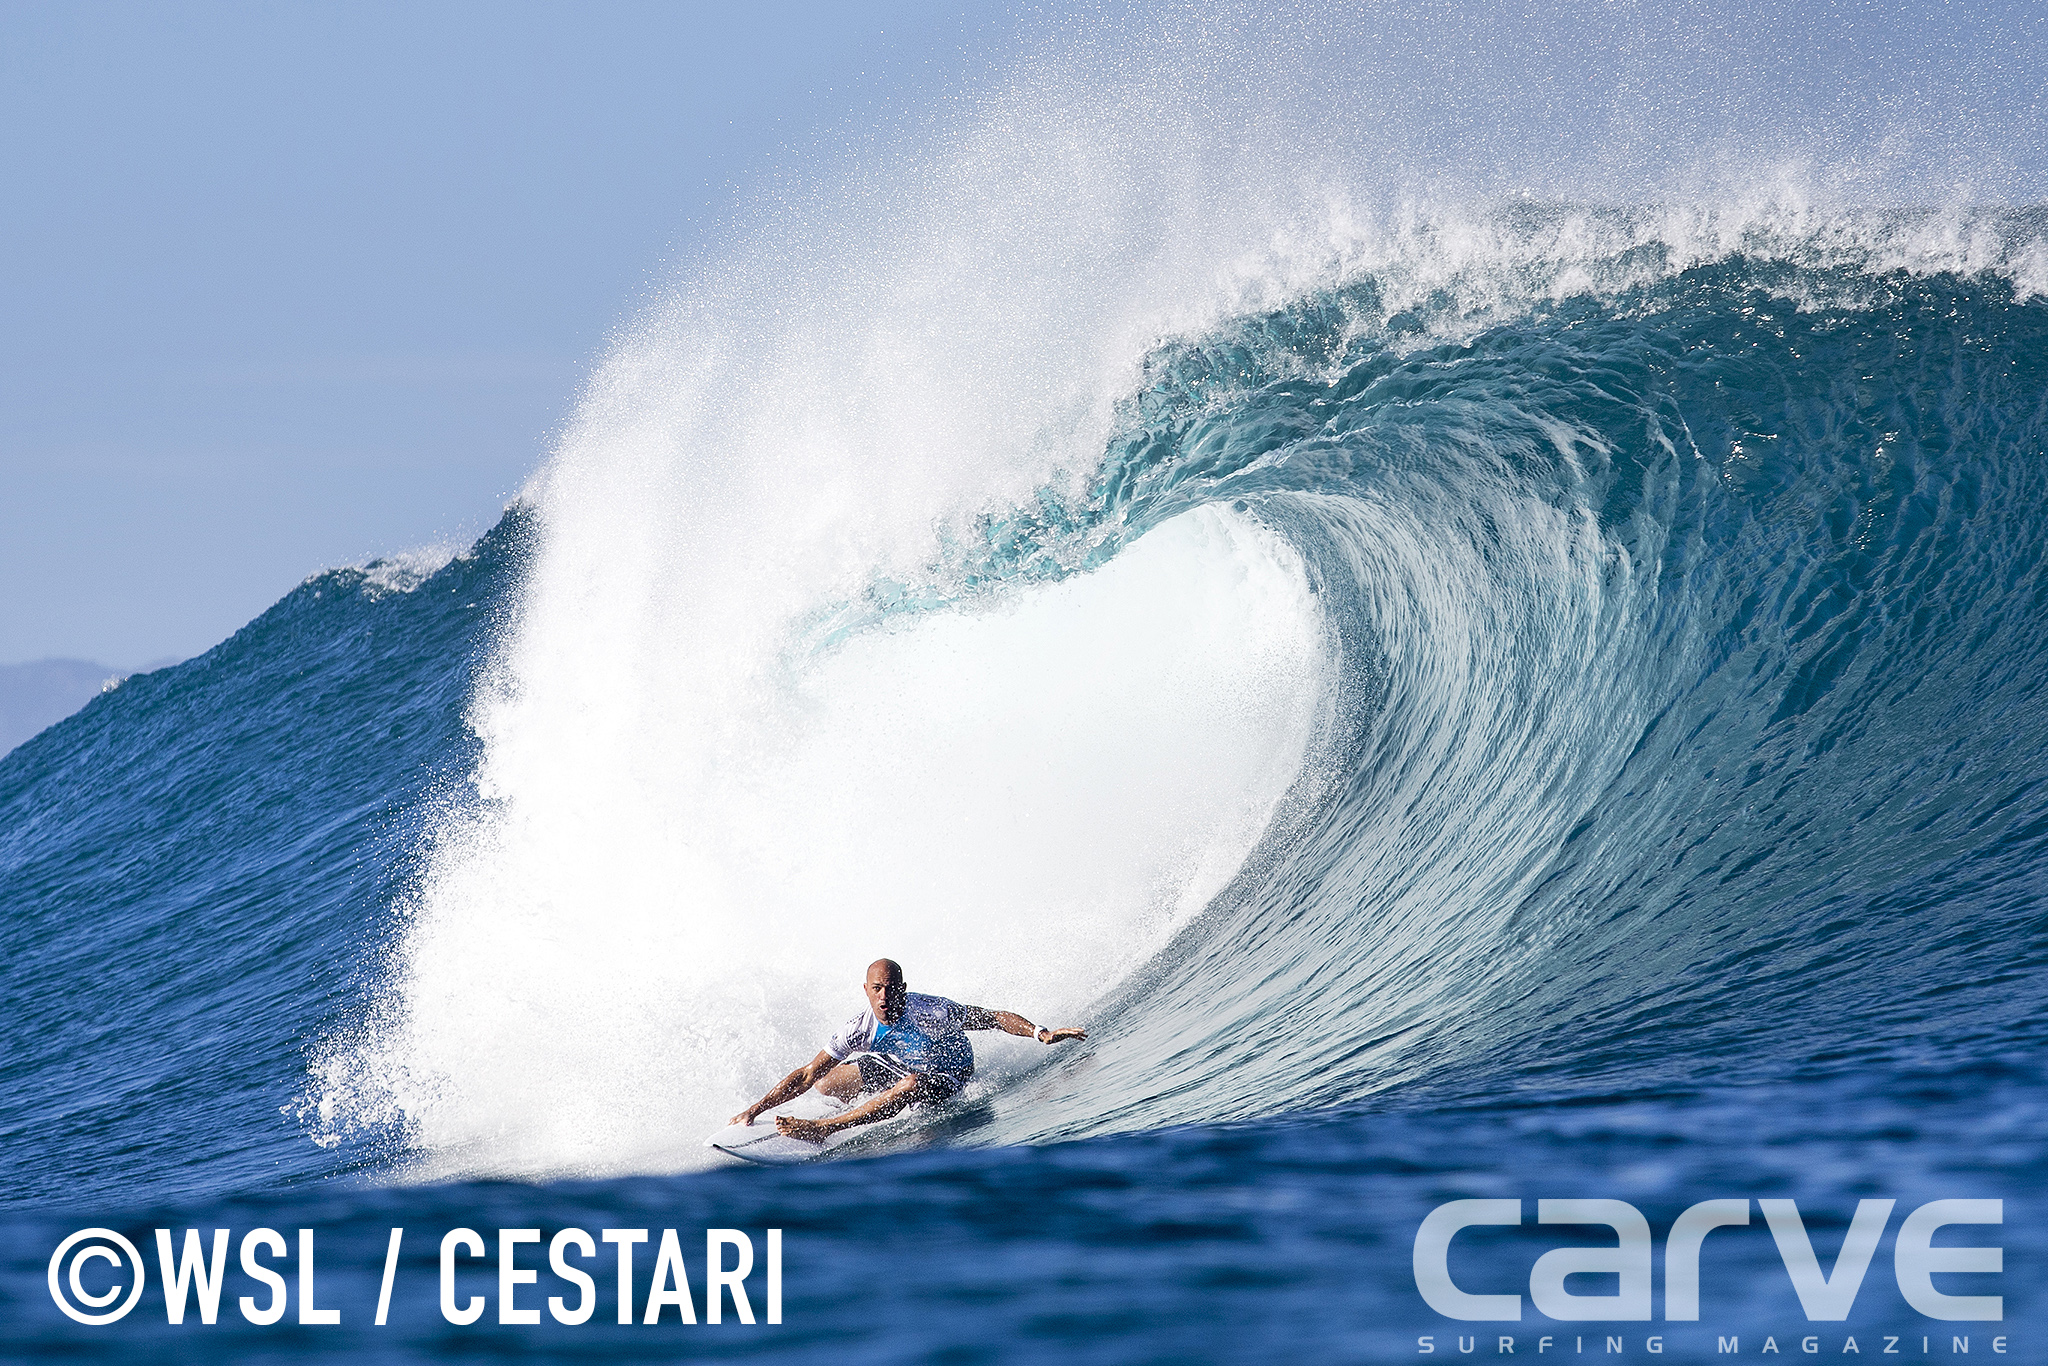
[864,958,907,1023]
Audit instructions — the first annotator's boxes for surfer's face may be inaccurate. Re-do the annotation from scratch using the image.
[864,967,907,1022]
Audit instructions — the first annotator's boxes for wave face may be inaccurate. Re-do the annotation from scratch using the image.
[6,207,2045,1212]
[1019,233,2048,1140]
[1,538,507,1204]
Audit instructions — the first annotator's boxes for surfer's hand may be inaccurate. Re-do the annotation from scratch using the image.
[731,1108,759,1127]
[776,1115,831,1144]
[1042,1026,1087,1043]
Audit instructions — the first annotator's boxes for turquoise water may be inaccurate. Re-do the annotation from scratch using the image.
[5,213,2046,1359]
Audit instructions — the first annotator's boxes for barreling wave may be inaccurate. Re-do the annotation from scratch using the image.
[4,202,2047,1205]
[980,230,2048,1144]
[302,204,2048,1178]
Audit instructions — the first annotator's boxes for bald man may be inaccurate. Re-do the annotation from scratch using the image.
[730,958,1087,1143]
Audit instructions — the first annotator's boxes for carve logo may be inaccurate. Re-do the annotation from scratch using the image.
[1412,1198,2002,1322]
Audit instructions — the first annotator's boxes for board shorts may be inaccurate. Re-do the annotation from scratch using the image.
[857,1052,967,1102]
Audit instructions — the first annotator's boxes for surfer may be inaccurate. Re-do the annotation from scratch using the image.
[729,958,1087,1143]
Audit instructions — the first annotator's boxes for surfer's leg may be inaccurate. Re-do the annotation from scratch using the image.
[813,1061,865,1102]
[844,1073,925,1125]
[776,1070,943,1143]
[780,1073,923,1142]
[855,1054,915,1094]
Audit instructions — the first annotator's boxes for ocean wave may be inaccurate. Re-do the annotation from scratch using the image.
[316,211,2048,1176]
[4,208,2045,1202]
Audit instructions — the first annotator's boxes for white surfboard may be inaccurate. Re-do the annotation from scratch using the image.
[705,1117,853,1165]
[705,1089,864,1165]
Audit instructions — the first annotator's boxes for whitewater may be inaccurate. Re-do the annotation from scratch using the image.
[5,10,2047,1360]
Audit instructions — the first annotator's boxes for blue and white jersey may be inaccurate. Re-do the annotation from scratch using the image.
[826,991,976,1084]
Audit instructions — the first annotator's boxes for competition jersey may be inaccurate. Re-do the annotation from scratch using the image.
[826,991,976,1084]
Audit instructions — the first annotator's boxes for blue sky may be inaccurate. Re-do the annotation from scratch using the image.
[0,2,1020,665]
[4,0,2043,666]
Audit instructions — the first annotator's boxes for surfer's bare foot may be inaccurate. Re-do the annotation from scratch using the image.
[775,1115,831,1144]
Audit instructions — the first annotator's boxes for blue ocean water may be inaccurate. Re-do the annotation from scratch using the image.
[4,212,2046,1359]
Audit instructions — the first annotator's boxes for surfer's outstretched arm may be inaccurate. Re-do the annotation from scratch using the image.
[730,1050,837,1127]
[956,1004,1087,1044]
